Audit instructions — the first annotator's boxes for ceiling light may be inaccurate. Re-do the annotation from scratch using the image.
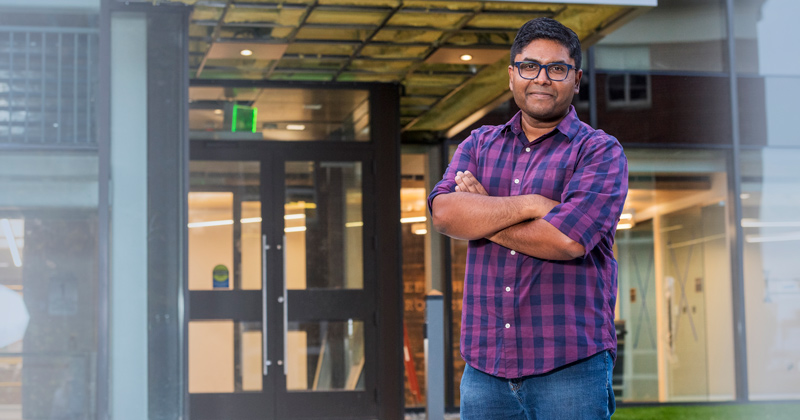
[286,124,306,131]
[617,223,634,230]
[240,49,253,57]
[460,54,473,61]
[214,109,222,115]
[620,213,633,220]
[303,104,322,110]
[188,220,234,228]
[746,231,800,243]
[741,219,800,228]
[400,216,427,224]
[411,222,427,235]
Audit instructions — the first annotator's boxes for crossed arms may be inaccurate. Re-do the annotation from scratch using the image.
[430,170,585,261]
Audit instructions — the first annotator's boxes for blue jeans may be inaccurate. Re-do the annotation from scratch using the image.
[460,351,616,420]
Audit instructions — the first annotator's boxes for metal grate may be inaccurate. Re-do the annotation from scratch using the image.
[0,26,98,148]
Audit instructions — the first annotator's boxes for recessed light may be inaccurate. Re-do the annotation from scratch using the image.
[214,109,222,115]
[240,49,253,57]
[286,124,306,131]
[303,104,322,110]
[460,54,473,61]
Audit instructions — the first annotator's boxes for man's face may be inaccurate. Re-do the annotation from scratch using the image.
[508,39,582,125]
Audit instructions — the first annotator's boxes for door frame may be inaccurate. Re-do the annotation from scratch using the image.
[186,80,403,420]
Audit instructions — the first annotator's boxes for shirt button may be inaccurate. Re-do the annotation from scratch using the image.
[505,323,511,329]
[510,250,516,255]
[525,147,531,152]
[505,287,511,292]
[514,179,520,184]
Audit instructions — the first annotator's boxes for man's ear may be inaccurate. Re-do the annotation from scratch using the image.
[508,65,515,91]
[574,69,583,94]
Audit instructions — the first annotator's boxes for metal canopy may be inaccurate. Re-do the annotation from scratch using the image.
[133,1,651,139]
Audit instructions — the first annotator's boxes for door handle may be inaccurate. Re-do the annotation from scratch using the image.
[262,234,271,375]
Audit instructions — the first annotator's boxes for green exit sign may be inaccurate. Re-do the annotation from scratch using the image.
[231,105,258,133]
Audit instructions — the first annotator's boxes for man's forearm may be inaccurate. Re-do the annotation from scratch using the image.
[430,192,540,240]
[489,219,585,260]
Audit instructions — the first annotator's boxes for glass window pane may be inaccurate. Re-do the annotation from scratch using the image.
[189,88,370,142]
[608,74,626,101]
[446,143,468,407]
[615,149,735,403]
[0,149,98,419]
[595,0,728,73]
[450,238,467,407]
[285,161,363,290]
[598,74,731,146]
[188,320,262,393]
[241,201,262,291]
[286,320,364,391]
[741,149,800,400]
[400,152,429,408]
[189,161,261,291]
[735,0,800,147]
[189,192,234,290]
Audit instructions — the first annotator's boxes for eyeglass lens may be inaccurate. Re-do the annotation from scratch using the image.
[518,63,570,81]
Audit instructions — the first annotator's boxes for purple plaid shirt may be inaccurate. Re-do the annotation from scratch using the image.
[428,106,628,378]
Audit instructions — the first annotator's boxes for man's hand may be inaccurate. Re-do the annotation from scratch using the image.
[454,171,488,196]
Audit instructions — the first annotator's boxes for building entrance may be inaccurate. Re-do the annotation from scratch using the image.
[186,142,381,419]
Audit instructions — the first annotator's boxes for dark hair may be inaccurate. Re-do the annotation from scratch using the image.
[510,17,582,70]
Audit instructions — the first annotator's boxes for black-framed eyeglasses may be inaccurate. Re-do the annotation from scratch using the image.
[513,61,576,81]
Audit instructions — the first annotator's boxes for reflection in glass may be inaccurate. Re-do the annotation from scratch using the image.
[660,204,730,400]
[241,201,262,291]
[188,320,263,393]
[286,320,364,392]
[0,151,99,418]
[189,161,261,291]
[595,0,728,73]
[450,238,467,407]
[735,1,800,147]
[597,73,731,146]
[189,87,370,142]
[741,149,800,399]
[614,149,735,402]
[400,152,430,407]
[188,192,234,290]
[285,161,363,290]
[615,220,657,401]
[445,144,468,407]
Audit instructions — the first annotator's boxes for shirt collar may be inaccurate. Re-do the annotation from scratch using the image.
[503,105,581,143]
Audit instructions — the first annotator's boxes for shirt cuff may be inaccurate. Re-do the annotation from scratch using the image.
[542,202,597,259]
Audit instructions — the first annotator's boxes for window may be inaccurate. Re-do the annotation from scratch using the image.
[606,74,651,108]
[615,148,735,402]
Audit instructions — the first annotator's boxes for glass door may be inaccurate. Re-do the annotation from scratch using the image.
[188,160,272,419]
[187,149,377,419]
[270,157,376,419]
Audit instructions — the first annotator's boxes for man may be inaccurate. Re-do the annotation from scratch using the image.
[427,17,628,420]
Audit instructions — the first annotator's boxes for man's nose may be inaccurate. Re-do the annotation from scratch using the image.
[532,68,550,84]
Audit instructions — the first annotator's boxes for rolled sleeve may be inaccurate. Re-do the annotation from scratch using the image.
[543,135,628,258]
[427,133,479,214]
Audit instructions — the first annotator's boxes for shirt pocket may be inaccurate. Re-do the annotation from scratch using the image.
[528,167,571,201]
